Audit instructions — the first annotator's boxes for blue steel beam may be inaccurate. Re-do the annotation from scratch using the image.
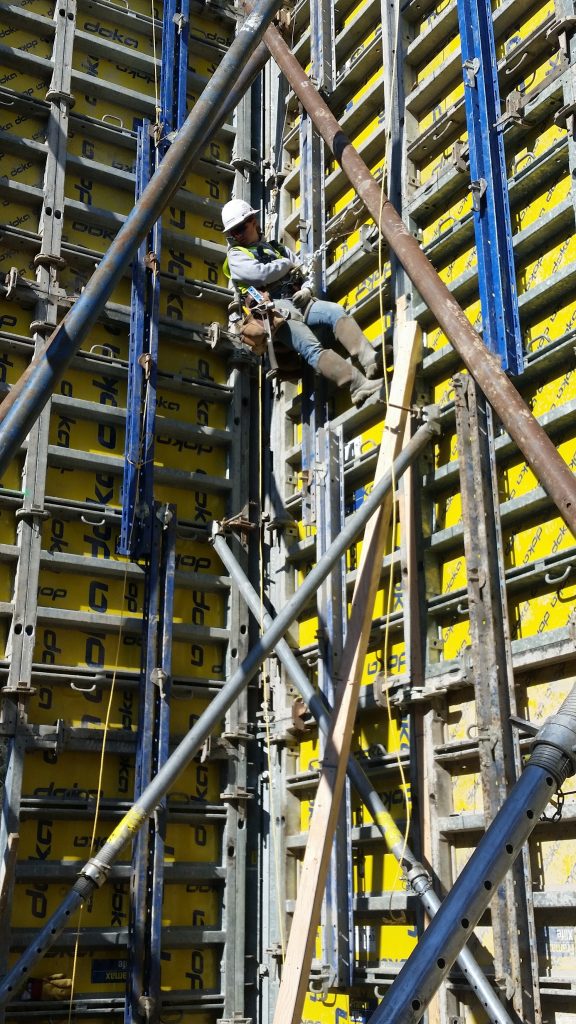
[457,0,523,374]
[0,0,283,475]
[120,122,160,558]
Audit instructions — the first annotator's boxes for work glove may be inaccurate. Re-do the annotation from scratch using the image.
[240,316,268,355]
[292,287,313,310]
[23,973,73,1000]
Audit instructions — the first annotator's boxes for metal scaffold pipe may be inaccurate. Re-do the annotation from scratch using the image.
[212,511,516,1024]
[0,423,433,1006]
[370,686,576,1023]
[259,20,576,538]
[0,19,274,476]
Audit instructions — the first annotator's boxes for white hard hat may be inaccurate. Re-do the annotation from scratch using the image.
[221,199,259,233]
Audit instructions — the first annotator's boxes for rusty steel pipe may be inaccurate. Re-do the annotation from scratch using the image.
[0,19,275,475]
[261,21,576,537]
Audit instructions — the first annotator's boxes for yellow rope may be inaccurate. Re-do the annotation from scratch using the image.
[67,387,151,1021]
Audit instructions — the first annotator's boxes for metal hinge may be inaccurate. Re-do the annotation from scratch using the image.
[463,56,481,87]
[469,177,487,212]
[495,90,528,132]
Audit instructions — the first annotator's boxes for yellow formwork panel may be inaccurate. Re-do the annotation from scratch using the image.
[415,35,460,86]
[419,81,465,135]
[510,124,565,179]
[421,192,473,247]
[0,25,53,60]
[524,296,576,348]
[303,992,351,1024]
[427,297,483,358]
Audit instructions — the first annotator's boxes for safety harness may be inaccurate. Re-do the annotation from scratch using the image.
[223,241,300,300]
[222,241,304,380]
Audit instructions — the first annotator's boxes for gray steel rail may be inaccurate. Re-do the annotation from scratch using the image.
[0,420,434,1005]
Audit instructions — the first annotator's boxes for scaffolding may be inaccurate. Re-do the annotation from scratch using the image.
[0,0,575,1022]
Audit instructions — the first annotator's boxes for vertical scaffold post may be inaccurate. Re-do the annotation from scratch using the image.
[120,120,160,559]
[456,0,523,373]
[315,426,354,988]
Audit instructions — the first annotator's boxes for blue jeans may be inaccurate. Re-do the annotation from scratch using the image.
[274,299,347,370]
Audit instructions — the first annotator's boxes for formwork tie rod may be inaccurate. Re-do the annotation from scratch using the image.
[370,686,576,1023]
[258,17,576,538]
[0,420,436,1006]
[0,4,277,476]
[211,520,516,1024]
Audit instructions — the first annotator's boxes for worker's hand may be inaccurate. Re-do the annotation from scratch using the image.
[292,287,313,310]
[23,973,73,1000]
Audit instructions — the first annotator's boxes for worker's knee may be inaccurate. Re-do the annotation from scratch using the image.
[305,299,346,332]
[275,320,324,370]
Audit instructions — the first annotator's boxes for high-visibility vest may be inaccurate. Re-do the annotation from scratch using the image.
[223,241,291,295]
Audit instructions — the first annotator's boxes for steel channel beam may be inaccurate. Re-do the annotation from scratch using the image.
[211,526,517,1024]
[454,373,541,1020]
[221,359,253,1019]
[0,1,281,475]
[120,121,156,559]
[259,20,576,537]
[370,685,576,1024]
[315,426,354,987]
[0,418,432,1004]
[456,0,523,373]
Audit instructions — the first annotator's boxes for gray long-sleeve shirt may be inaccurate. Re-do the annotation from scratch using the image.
[226,241,306,293]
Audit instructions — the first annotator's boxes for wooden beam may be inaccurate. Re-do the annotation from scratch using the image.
[272,322,422,1024]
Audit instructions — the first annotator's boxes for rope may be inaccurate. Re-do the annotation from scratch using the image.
[67,378,152,1021]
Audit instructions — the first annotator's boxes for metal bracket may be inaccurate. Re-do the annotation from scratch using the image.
[451,139,469,172]
[34,252,67,270]
[218,505,257,539]
[469,177,487,211]
[309,964,337,995]
[495,90,528,131]
[5,267,18,300]
[151,667,168,698]
[554,101,576,137]
[15,505,50,522]
[219,785,254,803]
[1,683,37,700]
[463,56,481,87]
[546,14,576,56]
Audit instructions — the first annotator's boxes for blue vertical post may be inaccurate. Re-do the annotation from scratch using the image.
[456,0,523,374]
[119,121,161,558]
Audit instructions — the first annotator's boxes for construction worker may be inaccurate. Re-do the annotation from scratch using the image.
[221,199,384,405]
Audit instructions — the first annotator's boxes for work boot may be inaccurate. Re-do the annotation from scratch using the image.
[317,350,384,406]
[334,316,383,379]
